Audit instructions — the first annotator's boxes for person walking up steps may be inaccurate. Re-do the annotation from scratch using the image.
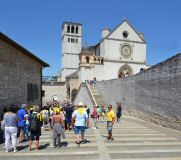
[49,107,54,129]
[72,102,89,144]
[106,105,115,142]
[28,106,42,151]
[52,108,65,148]
[116,102,122,122]
[97,106,102,122]
[92,106,98,129]
[4,105,18,153]
[17,104,27,143]
[41,106,49,130]
[65,104,73,130]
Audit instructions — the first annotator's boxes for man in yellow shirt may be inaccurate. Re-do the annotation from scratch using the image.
[106,105,115,141]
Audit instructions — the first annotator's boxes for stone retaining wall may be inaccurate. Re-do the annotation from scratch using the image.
[96,53,181,130]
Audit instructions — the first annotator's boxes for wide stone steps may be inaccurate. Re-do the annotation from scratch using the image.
[1,116,181,159]
[88,84,106,106]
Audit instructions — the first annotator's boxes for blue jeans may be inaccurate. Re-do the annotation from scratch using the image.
[49,118,52,129]
[25,124,30,139]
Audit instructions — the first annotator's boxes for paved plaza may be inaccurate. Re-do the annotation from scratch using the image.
[1,116,181,160]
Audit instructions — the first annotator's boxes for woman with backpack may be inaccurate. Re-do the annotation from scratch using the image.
[28,106,42,151]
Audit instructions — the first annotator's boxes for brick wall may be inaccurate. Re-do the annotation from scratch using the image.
[0,39,42,113]
[96,53,181,130]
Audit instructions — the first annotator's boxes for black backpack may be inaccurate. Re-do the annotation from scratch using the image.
[30,113,38,131]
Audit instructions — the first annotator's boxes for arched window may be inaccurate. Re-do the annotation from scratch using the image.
[86,56,90,63]
[71,26,74,33]
[101,59,104,64]
[76,26,78,34]
[67,26,70,33]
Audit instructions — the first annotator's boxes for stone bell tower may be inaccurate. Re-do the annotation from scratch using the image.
[61,22,82,81]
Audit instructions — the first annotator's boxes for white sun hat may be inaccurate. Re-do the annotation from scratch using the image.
[78,102,83,106]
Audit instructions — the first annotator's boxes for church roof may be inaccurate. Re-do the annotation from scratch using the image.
[101,19,145,43]
[66,71,79,79]
[81,42,100,54]
[0,32,50,67]
[81,46,95,52]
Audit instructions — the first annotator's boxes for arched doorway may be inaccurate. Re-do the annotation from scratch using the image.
[71,89,78,102]
[52,95,58,101]
[118,64,133,77]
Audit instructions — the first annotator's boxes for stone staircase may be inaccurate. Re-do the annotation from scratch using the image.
[1,116,181,159]
[87,84,106,107]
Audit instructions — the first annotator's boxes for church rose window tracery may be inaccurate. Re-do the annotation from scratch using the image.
[120,43,132,59]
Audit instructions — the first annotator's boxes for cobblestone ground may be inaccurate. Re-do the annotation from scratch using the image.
[1,116,181,160]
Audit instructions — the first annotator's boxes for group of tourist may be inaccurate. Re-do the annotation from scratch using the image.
[0,101,122,152]
[0,104,43,152]
[85,77,97,86]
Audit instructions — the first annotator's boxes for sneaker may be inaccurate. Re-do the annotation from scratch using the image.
[93,127,96,129]
[81,140,86,144]
[14,149,17,153]
[6,150,9,153]
[57,145,61,148]
[36,147,40,150]
[104,139,109,143]
[111,137,114,141]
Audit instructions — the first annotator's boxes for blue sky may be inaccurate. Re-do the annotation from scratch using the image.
[0,0,181,76]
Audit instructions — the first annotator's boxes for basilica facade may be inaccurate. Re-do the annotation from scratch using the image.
[60,20,149,101]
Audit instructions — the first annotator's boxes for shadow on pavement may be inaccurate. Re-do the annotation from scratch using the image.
[17,144,29,151]
[39,143,50,150]
[60,141,68,147]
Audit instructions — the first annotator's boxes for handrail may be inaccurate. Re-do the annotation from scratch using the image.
[85,82,97,106]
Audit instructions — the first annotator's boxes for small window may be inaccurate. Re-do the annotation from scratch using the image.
[76,39,78,43]
[68,38,70,42]
[86,56,90,63]
[27,83,39,102]
[123,31,128,38]
[71,26,74,33]
[67,26,70,33]
[76,26,78,34]
[71,38,75,43]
